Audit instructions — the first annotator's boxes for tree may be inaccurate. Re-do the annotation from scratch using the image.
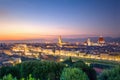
[0,60,65,80]
[98,66,120,80]
[1,74,17,80]
[0,74,37,80]
[60,68,89,80]
[72,60,97,80]
[62,57,73,67]
[0,66,20,79]
[27,74,36,80]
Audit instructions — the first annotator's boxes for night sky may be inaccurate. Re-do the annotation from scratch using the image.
[0,0,120,40]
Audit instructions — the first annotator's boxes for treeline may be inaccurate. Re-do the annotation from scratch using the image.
[0,74,36,80]
[0,57,119,80]
[0,68,89,80]
[98,66,120,80]
[0,57,96,80]
[0,60,65,80]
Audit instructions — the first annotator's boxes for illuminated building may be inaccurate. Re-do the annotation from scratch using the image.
[58,36,68,47]
[58,36,63,47]
[84,36,106,46]
[84,38,92,46]
[98,36,105,46]
[13,58,22,64]
[3,50,12,55]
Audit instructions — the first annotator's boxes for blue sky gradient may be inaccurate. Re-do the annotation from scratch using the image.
[0,0,120,40]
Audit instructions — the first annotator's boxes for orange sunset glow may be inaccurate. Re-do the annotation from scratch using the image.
[0,0,120,40]
[0,1,120,80]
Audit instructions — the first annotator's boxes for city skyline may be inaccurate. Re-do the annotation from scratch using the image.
[0,0,120,40]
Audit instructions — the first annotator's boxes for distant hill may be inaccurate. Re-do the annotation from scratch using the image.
[0,37,120,43]
[61,37,120,43]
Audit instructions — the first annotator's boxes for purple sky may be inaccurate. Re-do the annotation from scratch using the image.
[0,0,120,40]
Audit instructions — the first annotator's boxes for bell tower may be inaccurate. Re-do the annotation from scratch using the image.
[58,35,63,47]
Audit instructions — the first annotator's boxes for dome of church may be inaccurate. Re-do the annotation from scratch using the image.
[98,36,105,44]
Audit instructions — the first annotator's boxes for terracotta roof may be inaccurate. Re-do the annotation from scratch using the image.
[98,37,104,42]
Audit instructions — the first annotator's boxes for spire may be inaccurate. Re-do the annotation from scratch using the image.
[58,35,62,44]
[58,35,62,47]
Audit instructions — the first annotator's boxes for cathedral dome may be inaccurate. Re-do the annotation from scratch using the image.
[98,36,105,44]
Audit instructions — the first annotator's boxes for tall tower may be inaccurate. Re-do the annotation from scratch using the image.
[58,36,63,47]
[87,38,91,46]
[84,38,92,46]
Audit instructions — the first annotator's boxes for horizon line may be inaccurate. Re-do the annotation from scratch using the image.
[0,36,119,41]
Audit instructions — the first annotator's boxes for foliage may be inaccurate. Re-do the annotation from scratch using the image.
[60,68,89,80]
[90,63,113,69]
[0,74,37,80]
[72,60,97,80]
[0,66,20,79]
[0,60,65,80]
[62,57,73,67]
[72,57,120,66]
[62,57,97,80]
[0,59,97,80]
[0,74,17,80]
[98,66,120,80]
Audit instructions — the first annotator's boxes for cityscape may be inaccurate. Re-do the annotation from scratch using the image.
[0,0,120,80]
